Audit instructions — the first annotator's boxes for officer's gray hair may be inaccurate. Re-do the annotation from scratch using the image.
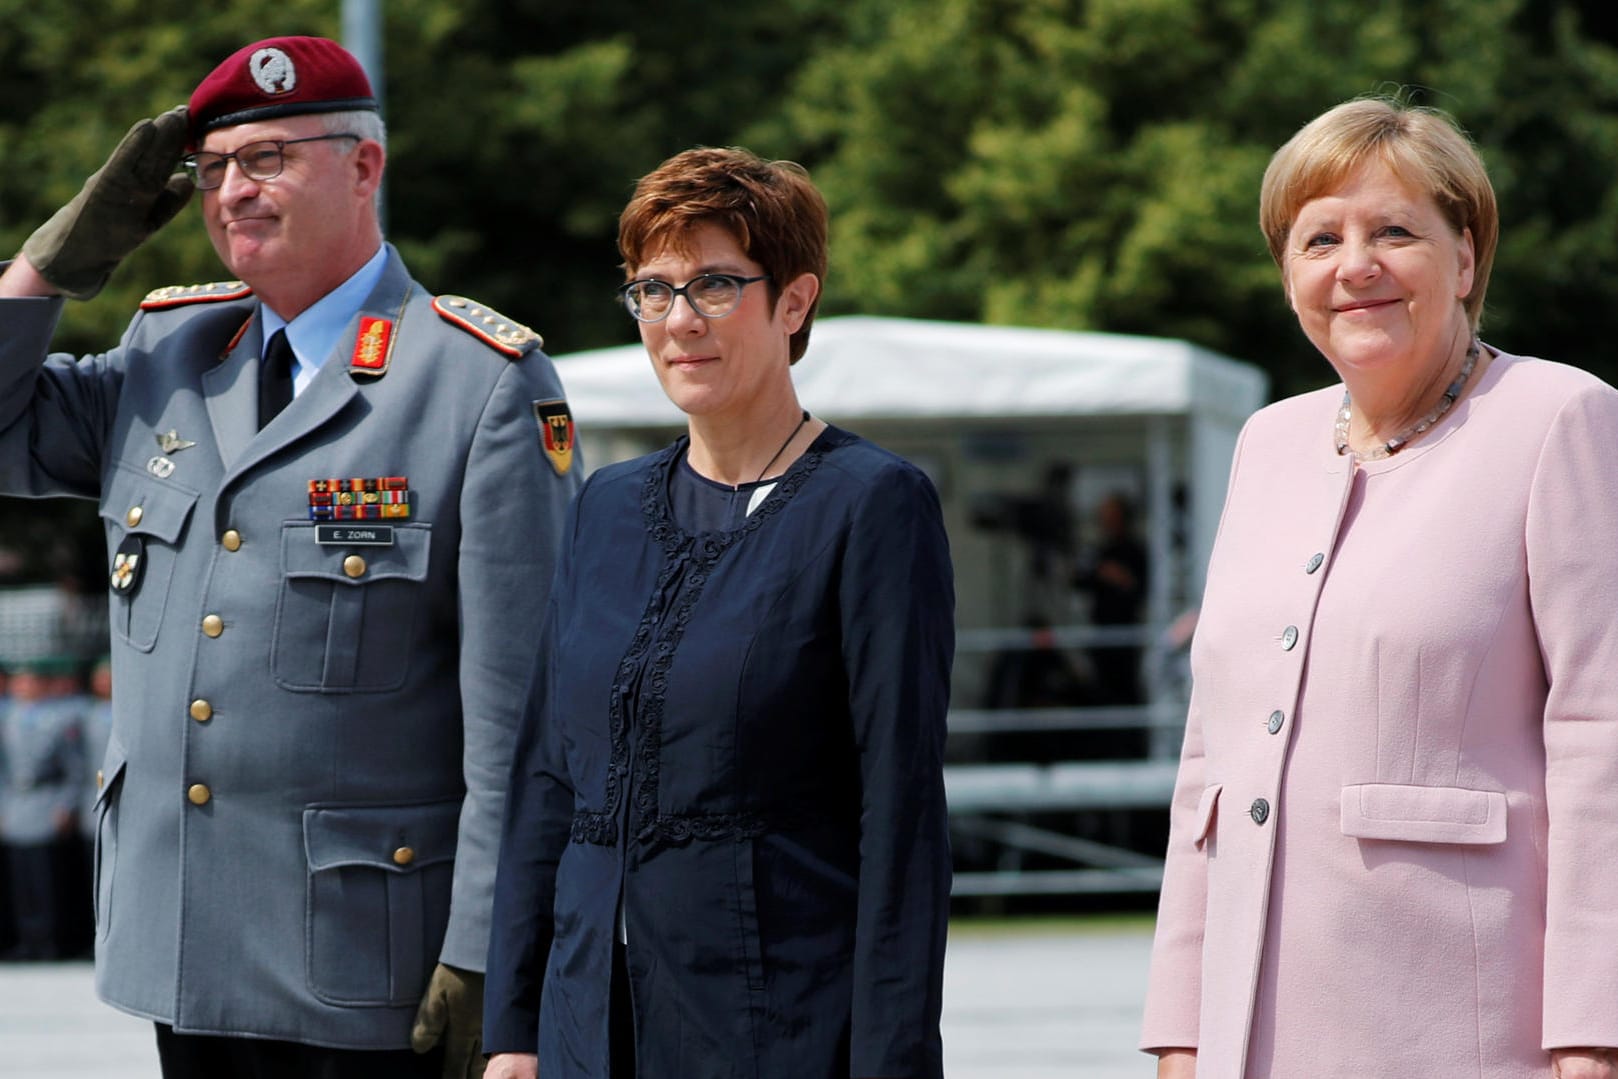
[319,109,388,151]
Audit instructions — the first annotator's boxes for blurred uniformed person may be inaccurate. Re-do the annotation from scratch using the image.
[0,656,85,961]
[0,35,578,1078]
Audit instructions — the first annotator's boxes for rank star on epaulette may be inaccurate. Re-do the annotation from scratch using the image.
[140,281,253,311]
[432,295,543,358]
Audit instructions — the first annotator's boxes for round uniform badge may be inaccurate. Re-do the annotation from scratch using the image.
[250,47,296,95]
[110,534,146,596]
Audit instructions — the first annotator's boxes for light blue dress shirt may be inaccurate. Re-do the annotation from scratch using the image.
[261,244,388,396]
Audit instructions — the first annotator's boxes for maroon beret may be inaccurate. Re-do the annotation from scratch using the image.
[189,36,376,141]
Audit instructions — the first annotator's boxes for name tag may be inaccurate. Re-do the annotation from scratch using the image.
[315,525,395,547]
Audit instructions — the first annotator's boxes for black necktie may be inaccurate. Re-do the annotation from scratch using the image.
[258,329,294,430]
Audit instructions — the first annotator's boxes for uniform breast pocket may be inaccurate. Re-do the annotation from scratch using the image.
[303,800,458,1007]
[272,523,431,693]
[99,465,200,653]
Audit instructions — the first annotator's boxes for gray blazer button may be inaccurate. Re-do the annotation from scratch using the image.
[1250,798,1271,824]
[1306,552,1324,573]
[1267,710,1284,734]
[1280,625,1299,650]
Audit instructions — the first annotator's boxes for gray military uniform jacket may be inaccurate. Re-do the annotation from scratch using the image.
[0,247,579,1048]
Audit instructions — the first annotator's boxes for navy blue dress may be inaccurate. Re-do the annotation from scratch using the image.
[485,426,954,1077]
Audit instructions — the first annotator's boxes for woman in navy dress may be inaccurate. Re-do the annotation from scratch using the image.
[483,147,954,1079]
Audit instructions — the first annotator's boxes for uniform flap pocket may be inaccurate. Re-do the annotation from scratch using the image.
[1340,783,1507,845]
[99,463,199,542]
[1192,783,1223,848]
[304,798,460,872]
[95,731,128,809]
[280,522,431,584]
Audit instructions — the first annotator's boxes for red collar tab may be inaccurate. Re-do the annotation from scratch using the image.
[349,316,395,377]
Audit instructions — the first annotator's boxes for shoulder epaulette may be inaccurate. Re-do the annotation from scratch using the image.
[140,281,253,311]
[432,295,543,359]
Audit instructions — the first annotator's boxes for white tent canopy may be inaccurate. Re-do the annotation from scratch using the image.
[553,315,1269,660]
[555,315,1266,429]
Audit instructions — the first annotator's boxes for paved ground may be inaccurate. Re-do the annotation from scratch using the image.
[0,920,1154,1077]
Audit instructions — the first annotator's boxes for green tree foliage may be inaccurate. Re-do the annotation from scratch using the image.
[765,0,1618,397]
[5,1,1618,575]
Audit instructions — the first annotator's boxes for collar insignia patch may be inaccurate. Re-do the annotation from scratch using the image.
[349,316,395,377]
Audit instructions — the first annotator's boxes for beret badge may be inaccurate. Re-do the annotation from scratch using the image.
[249,47,296,96]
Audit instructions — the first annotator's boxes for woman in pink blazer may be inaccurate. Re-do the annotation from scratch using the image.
[1141,97,1618,1078]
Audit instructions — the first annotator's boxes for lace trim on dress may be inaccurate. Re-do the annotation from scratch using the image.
[570,435,830,847]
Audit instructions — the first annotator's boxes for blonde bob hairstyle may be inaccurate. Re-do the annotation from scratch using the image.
[1259,97,1499,329]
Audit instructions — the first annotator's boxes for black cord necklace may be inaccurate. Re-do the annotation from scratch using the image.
[742,409,811,489]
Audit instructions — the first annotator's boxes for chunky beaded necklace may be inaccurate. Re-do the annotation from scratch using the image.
[1334,339,1481,461]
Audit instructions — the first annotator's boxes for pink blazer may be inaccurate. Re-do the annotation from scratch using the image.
[1141,351,1618,1077]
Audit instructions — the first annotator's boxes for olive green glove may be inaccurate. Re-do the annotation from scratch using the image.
[20,105,193,300]
[411,962,487,1079]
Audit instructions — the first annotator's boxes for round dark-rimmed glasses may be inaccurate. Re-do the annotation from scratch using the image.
[182,134,362,190]
[617,273,771,323]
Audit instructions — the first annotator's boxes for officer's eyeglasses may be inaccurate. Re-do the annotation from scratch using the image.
[182,134,362,190]
[617,274,771,323]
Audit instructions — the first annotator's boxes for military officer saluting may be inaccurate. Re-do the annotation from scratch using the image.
[0,35,578,1078]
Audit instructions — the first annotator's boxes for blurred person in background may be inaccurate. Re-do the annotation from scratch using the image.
[0,655,85,961]
[1141,96,1618,1078]
[1070,491,1149,714]
[0,33,577,1079]
[483,147,954,1079]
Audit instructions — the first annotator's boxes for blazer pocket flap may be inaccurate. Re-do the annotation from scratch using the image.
[1192,783,1223,848]
[94,732,128,810]
[281,523,431,584]
[99,464,199,542]
[1340,783,1507,844]
[304,799,460,872]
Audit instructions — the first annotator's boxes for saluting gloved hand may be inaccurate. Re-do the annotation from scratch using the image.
[411,962,487,1079]
[20,104,193,300]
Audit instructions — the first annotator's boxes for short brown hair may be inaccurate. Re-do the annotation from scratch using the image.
[618,147,829,363]
[1259,97,1498,329]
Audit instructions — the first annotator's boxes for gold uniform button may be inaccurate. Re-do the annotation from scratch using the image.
[222,529,242,552]
[187,784,212,806]
[189,699,213,722]
[201,614,224,638]
[343,555,367,578]
[125,506,144,527]
[96,770,104,791]
[392,847,415,866]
